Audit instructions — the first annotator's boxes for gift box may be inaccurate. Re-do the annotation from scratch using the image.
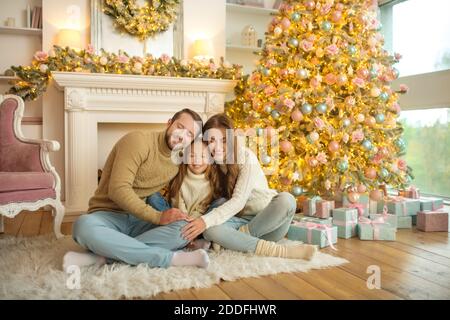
[369,213,398,229]
[369,199,380,215]
[398,186,420,199]
[315,200,335,218]
[302,196,322,216]
[357,217,396,241]
[417,211,448,232]
[287,221,338,249]
[397,216,412,229]
[419,197,444,211]
[332,208,358,239]
[377,197,420,216]
[340,193,369,217]
[294,214,333,225]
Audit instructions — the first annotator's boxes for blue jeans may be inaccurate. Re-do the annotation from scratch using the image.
[72,210,189,268]
[202,192,297,253]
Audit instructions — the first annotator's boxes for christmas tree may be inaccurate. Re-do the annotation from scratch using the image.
[226,0,412,199]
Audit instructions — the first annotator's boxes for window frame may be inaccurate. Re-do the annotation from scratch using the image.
[380,0,450,201]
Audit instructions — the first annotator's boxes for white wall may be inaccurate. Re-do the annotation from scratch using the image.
[183,0,226,61]
[38,0,227,202]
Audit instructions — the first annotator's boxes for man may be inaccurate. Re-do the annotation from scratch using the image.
[64,109,210,270]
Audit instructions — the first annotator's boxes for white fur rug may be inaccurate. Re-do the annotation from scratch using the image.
[0,234,348,299]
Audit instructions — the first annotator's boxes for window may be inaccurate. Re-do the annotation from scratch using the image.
[380,0,450,77]
[399,108,450,198]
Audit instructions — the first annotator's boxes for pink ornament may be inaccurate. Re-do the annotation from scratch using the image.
[291,109,303,122]
[331,10,342,22]
[365,167,377,179]
[370,189,384,201]
[357,68,369,79]
[324,73,337,85]
[328,141,340,153]
[357,184,367,193]
[281,17,291,30]
[280,140,293,153]
[280,177,292,185]
[325,44,339,56]
[347,192,360,204]
[305,0,315,10]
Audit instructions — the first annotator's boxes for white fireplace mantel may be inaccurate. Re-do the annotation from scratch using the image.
[52,71,237,215]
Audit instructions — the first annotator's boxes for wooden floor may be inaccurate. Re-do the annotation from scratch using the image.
[2,210,450,300]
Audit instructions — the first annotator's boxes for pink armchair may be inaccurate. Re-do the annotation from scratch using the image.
[0,95,64,238]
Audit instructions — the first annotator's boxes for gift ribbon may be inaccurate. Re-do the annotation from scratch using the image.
[333,219,357,234]
[293,221,337,250]
[386,196,407,216]
[346,203,366,217]
[317,200,333,218]
[432,201,444,211]
[306,196,321,216]
[358,216,386,240]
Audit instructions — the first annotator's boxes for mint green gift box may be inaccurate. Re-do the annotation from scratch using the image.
[293,214,333,225]
[358,222,396,241]
[342,193,370,216]
[377,198,420,216]
[332,208,358,239]
[287,223,337,248]
[420,197,444,211]
[397,216,412,229]
[369,213,398,229]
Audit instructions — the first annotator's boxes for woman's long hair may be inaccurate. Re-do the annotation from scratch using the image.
[168,141,224,209]
[202,114,240,199]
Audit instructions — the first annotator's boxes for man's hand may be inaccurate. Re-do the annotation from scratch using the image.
[159,208,192,225]
[182,218,206,242]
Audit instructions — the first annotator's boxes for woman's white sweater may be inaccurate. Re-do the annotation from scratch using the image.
[201,148,277,228]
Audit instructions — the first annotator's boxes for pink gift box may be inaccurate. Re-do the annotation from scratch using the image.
[416,210,448,232]
[315,200,335,218]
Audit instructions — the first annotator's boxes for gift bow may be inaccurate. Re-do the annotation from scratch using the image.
[408,185,420,199]
[293,221,337,250]
[346,202,366,217]
[358,216,385,240]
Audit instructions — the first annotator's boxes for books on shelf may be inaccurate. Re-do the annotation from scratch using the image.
[31,6,42,29]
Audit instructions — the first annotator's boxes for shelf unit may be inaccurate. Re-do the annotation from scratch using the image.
[225,2,278,74]
[226,3,278,15]
[0,76,19,82]
[0,0,43,132]
[0,26,42,36]
[226,44,262,52]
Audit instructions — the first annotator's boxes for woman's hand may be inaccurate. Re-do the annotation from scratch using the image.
[182,218,206,242]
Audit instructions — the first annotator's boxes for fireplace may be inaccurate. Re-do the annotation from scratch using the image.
[52,72,237,216]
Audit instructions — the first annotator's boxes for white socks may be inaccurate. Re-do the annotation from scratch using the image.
[63,251,106,272]
[171,249,210,268]
[255,239,318,260]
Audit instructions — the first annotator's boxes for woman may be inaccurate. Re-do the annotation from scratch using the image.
[181,114,317,260]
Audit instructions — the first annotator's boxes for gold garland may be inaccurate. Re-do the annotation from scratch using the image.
[103,0,180,40]
[7,45,242,101]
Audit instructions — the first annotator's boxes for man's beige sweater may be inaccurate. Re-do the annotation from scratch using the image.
[88,130,178,224]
